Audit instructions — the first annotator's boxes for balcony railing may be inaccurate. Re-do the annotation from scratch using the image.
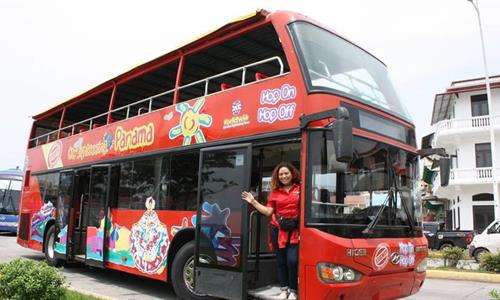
[435,115,500,138]
[449,167,495,183]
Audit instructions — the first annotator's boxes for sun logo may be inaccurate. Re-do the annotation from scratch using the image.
[169,97,212,145]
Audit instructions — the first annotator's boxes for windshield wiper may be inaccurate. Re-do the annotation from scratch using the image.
[362,151,416,235]
[362,188,393,235]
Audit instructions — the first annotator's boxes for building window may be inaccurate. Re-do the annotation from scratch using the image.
[452,208,455,229]
[473,205,495,233]
[471,94,489,117]
[475,143,492,168]
[457,206,460,230]
[472,193,494,201]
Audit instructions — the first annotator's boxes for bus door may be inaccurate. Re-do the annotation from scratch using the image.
[54,170,74,260]
[194,144,252,300]
[70,168,91,261]
[84,165,111,268]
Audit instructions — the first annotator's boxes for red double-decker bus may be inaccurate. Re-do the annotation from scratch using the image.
[18,9,429,299]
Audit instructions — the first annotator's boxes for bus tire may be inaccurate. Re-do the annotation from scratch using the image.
[44,225,63,267]
[171,241,210,300]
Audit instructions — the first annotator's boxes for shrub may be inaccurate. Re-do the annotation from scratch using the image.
[480,252,500,273]
[442,246,465,267]
[0,258,66,300]
[427,249,444,259]
[490,289,500,300]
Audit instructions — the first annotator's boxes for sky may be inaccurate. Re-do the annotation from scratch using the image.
[1,0,499,171]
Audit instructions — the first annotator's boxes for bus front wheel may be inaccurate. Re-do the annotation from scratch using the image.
[44,226,63,267]
[171,241,210,300]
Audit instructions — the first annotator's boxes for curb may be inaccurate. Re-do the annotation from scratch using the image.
[427,269,500,283]
[67,286,116,300]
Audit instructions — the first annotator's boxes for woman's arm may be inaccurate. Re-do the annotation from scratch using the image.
[241,191,274,217]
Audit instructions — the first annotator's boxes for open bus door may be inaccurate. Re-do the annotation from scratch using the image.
[194,144,252,300]
[84,165,111,268]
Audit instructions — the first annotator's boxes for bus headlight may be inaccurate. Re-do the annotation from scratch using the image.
[317,263,361,283]
[416,258,427,273]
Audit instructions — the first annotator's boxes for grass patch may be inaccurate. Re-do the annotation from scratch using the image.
[66,289,104,300]
[428,249,472,260]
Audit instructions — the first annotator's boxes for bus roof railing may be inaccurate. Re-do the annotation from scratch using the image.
[30,56,284,147]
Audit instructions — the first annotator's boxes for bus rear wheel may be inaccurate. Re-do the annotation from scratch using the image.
[44,226,63,267]
[171,241,210,300]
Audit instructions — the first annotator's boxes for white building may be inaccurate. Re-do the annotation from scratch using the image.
[426,75,500,232]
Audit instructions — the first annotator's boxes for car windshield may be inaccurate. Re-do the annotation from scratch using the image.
[289,21,412,123]
[307,130,420,238]
[0,178,21,215]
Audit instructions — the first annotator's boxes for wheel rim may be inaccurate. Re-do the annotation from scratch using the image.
[183,256,198,295]
[183,255,209,296]
[476,250,486,261]
[47,232,55,259]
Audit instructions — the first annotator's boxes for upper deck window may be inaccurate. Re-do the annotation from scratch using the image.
[289,22,412,123]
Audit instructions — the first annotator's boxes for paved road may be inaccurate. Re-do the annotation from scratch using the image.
[1,233,498,299]
[0,233,175,300]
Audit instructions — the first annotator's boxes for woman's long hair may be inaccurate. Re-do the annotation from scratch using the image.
[270,162,300,191]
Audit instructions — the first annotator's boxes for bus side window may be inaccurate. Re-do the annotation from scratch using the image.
[168,152,199,211]
[118,162,133,209]
[108,165,121,209]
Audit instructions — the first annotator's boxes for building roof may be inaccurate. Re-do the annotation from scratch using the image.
[431,93,456,125]
[431,75,500,125]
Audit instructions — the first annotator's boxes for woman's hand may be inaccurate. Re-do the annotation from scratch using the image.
[242,191,273,217]
[241,191,255,206]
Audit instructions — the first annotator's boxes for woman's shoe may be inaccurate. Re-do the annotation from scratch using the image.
[277,290,289,299]
[288,291,297,300]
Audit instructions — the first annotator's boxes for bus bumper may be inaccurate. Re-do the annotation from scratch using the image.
[304,266,426,299]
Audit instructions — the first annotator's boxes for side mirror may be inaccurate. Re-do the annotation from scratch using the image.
[332,119,353,163]
[439,158,451,187]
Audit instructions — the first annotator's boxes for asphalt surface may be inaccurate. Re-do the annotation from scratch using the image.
[1,233,498,300]
[0,232,176,300]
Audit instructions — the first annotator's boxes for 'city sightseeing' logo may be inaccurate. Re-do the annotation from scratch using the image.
[47,141,63,168]
[68,133,112,161]
[169,97,212,145]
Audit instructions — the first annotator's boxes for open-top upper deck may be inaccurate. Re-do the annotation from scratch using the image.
[26,9,415,173]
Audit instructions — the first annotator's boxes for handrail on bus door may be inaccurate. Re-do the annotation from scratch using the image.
[77,193,85,230]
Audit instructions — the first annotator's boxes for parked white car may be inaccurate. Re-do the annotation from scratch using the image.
[468,218,500,262]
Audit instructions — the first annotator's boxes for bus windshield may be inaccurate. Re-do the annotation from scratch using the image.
[307,130,421,238]
[290,21,412,122]
[0,178,21,215]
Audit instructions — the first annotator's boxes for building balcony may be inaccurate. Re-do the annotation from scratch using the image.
[448,167,498,185]
[433,115,500,146]
[433,167,497,198]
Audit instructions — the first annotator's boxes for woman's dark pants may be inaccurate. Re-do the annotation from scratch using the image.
[270,225,298,291]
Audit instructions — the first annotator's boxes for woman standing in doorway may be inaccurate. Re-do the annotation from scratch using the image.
[242,162,300,300]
